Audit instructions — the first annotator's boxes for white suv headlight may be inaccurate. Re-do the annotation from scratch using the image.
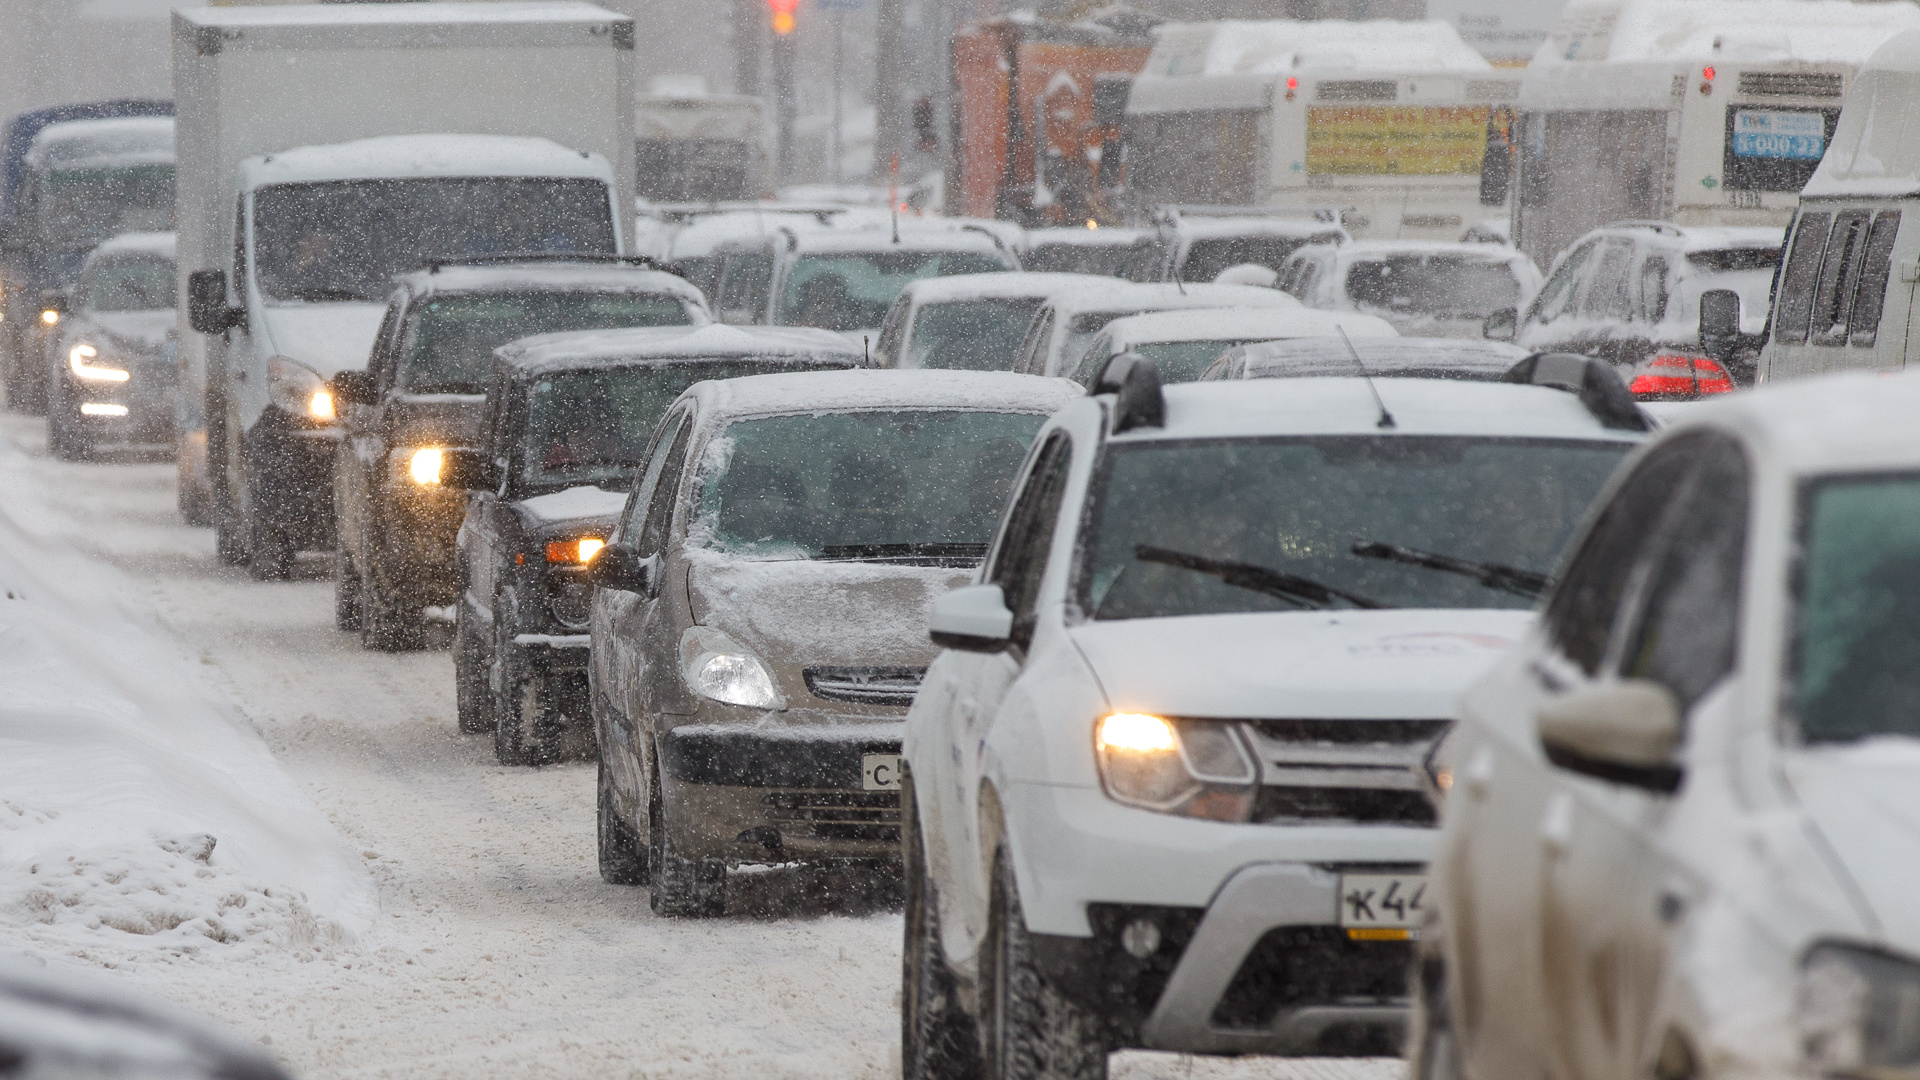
[266,356,335,422]
[1801,942,1920,1078]
[1093,712,1256,822]
[69,343,129,382]
[679,626,785,710]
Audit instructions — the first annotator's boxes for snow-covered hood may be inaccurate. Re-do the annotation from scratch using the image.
[1785,740,1920,953]
[255,303,387,378]
[687,554,969,670]
[514,485,630,533]
[380,393,485,450]
[1068,609,1533,718]
[77,310,172,355]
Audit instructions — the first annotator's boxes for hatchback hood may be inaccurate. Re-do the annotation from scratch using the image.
[85,310,173,353]
[380,393,485,449]
[1785,740,1920,952]
[687,553,969,669]
[255,303,387,378]
[515,485,629,532]
[1067,609,1532,719]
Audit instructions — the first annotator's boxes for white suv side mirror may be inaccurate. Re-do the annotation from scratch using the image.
[1536,679,1683,793]
[929,584,1013,653]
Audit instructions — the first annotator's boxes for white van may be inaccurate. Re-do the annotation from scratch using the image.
[1761,29,1920,382]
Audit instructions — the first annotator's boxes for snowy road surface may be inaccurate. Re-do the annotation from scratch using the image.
[0,416,1402,1080]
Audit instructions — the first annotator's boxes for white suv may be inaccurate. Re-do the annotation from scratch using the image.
[900,357,1649,1078]
[1417,368,1920,1080]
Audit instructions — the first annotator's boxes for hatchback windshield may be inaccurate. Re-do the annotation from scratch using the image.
[397,292,695,394]
[37,165,174,251]
[521,360,835,492]
[86,256,173,312]
[1792,474,1920,743]
[1344,257,1520,319]
[694,409,1046,560]
[252,178,616,304]
[777,251,1012,331]
[905,298,1045,370]
[1079,435,1629,618]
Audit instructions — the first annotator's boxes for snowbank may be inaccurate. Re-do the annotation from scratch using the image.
[0,456,374,967]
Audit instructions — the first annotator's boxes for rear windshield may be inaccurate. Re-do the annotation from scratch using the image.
[777,250,1013,332]
[1183,235,1331,283]
[1078,435,1629,619]
[905,298,1045,371]
[1791,473,1920,743]
[1344,256,1520,319]
[86,255,173,312]
[1023,242,1143,277]
[520,360,830,491]
[398,292,695,394]
[692,409,1046,561]
[1129,340,1249,383]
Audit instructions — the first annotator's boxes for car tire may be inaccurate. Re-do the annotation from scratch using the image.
[647,762,725,917]
[241,475,293,581]
[980,848,1107,1080]
[359,567,425,652]
[491,610,545,766]
[333,548,363,632]
[178,477,212,528]
[598,756,650,886]
[453,604,492,735]
[903,774,983,1080]
[1410,953,1463,1080]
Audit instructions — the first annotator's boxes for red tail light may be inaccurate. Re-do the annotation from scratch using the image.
[1628,354,1734,400]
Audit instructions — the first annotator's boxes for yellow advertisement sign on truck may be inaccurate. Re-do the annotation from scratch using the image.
[1306,106,1489,176]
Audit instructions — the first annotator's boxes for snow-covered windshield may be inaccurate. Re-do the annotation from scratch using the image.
[1183,235,1326,282]
[1126,340,1247,383]
[777,250,1012,331]
[694,409,1045,560]
[85,255,173,312]
[397,292,696,394]
[34,165,173,251]
[251,178,617,304]
[1792,474,1920,743]
[1344,256,1520,319]
[1079,436,1628,618]
[904,298,1045,370]
[520,361,818,492]
[1023,242,1143,277]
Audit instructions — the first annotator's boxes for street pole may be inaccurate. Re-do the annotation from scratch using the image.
[832,7,844,185]
[772,28,795,183]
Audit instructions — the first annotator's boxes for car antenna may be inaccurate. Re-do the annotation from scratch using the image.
[1338,325,1394,429]
[863,334,871,366]
[1172,255,1186,296]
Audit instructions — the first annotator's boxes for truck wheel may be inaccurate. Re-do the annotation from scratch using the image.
[981,849,1107,1080]
[453,604,491,734]
[359,571,425,651]
[903,774,983,1080]
[333,548,363,632]
[598,756,649,885]
[647,763,725,917]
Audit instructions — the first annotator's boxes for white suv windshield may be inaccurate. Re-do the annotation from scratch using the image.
[1078,435,1629,618]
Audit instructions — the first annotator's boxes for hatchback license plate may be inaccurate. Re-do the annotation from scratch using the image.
[1339,873,1426,928]
[862,754,901,791]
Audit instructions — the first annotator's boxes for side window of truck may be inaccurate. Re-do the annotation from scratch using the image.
[1810,210,1874,346]
[1847,212,1902,348]
[1774,211,1832,344]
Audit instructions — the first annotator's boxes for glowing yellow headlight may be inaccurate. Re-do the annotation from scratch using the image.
[545,537,605,564]
[1096,713,1178,754]
[40,309,59,326]
[408,447,443,485]
[308,389,335,421]
[577,538,605,563]
[68,343,129,383]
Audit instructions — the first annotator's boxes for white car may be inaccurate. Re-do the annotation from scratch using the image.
[901,359,1650,1078]
[873,272,1114,371]
[1011,281,1299,379]
[1068,307,1397,386]
[1279,240,1543,340]
[1416,369,1920,1080]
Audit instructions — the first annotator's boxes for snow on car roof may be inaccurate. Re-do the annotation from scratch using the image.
[1590,223,1784,253]
[239,135,615,189]
[1807,29,1920,199]
[1329,239,1532,263]
[901,272,1121,305]
[27,116,173,169]
[497,324,862,375]
[87,231,176,262]
[687,369,1082,420]
[1663,369,1920,476]
[782,224,1012,256]
[1141,18,1491,78]
[1102,377,1646,443]
[1167,215,1347,241]
[1098,307,1398,348]
[394,262,705,303]
[1023,226,1153,248]
[1224,336,1530,378]
[1049,281,1301,316]
[177,1,624,29]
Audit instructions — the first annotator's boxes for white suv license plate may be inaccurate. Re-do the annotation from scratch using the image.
[861,754,901,791]
[1338,873,1426,934]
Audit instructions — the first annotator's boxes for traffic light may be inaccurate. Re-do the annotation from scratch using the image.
[769,0,796,35]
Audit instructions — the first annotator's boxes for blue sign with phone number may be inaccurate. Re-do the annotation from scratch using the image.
[1733,110,1826,159]
[1734,132,1825,159]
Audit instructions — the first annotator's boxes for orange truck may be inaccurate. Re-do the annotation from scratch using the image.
[950,15,1153,225]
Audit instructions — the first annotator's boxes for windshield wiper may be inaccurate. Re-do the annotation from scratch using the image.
[817,542,988,564]
[1349,540,1551,600]
[1134,544,1387,610]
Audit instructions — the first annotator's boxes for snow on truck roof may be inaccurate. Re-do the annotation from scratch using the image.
[686,369,1082,421]
[238,135,615,189]
[497,324,863,375]
[1098,307,1397,347]
[27,117,173,170]
[176,2,626,30]
[1806,29,1920,198]
[1141,18,1492,78]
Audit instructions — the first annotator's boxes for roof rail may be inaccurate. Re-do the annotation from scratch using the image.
[1502,352,1652,432]
[1149,204,1347,226]
[1092,352,1166,433]
[425,252,670,273]
[1603,220,1685,237]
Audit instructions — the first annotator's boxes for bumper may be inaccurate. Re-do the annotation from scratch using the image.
[659,720,904,862]
[512,632,591,674]
[371,488,467,605]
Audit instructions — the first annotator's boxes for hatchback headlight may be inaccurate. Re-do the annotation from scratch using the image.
[266,356,335,423]
[1801,942,1920,1078]
[1093,712,1257,821]
[68,343,129,382]
[679,626,785,710]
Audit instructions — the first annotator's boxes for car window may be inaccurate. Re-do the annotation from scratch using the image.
[1542,437,1703,675]
[1848,212,1902,348]
[637,420,692,559]
[904,297,1048,371]
[1531,239,1595,324]
[615,410,687,548]
[1810,209,1873,347]
[718,251,773,322]
[1638,255,1669,323]
[776,251,1012,332]
[873,293,910,366]
[1016,308,1055,375]
[1616,434,1748,708]
[1773,210,1832,345]
[990,433,1072,637]
[84,255,173,312]
[1580,239,1634,321]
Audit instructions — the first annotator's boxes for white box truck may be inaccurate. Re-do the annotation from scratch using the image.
[172,2,635,577]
